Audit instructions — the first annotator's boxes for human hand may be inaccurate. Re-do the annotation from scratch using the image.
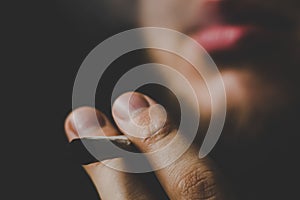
[65,92,226,200]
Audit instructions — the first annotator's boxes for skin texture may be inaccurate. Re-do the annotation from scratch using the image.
[65,0,299,199]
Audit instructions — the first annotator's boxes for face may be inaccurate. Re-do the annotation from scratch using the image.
[138,0,299,138]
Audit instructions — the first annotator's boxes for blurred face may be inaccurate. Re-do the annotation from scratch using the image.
[138,0,299,137]
[139,0,299,52]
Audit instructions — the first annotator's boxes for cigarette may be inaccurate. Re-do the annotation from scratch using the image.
[69,135,137,165]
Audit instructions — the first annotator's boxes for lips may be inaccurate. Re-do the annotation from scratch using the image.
[190,1,293,53]
[192,25,259,53]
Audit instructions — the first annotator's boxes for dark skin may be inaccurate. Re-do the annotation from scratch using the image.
[65,0,299,199]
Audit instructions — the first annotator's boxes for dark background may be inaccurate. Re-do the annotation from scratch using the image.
[4,1,139,199]
[4,1,299,199]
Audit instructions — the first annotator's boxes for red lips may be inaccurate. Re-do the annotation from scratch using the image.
[192,25,257,52]
[189,0,284,53]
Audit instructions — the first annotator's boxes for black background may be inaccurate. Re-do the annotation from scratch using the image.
[4,1,139,199]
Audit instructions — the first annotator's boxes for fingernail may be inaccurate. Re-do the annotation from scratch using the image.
[113,93,149,120]
[70,107,106,136]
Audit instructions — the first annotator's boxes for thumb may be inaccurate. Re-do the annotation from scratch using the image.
[112,92,227,199]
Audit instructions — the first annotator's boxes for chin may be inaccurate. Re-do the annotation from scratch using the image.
[216,68,291,140]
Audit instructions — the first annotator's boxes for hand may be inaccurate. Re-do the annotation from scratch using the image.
[64,92,226,199]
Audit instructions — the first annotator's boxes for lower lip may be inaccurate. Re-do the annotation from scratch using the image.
[191,25,260,53]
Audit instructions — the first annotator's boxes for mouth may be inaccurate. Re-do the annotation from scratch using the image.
[192,24,264,53]
[190,1,296,54]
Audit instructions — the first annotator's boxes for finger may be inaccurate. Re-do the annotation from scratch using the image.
[65,107,167,200]
[112,92,226,199]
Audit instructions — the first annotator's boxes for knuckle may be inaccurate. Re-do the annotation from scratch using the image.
[175,166,218,200]
[142,122,175,146]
